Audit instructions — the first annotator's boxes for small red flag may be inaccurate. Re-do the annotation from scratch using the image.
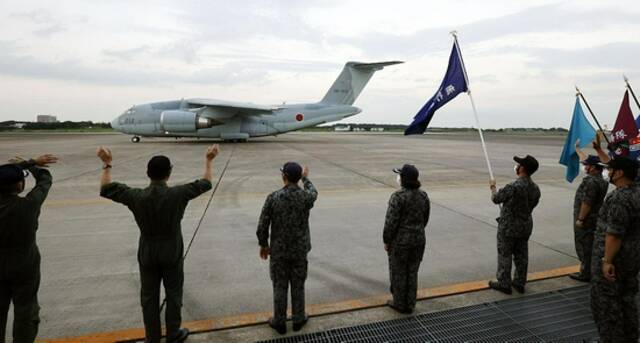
[610,90,639,156]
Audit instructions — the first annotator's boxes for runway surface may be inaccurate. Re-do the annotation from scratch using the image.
[0,131,580,339]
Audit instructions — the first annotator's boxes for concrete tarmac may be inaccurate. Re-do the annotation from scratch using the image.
[0,131,582,339]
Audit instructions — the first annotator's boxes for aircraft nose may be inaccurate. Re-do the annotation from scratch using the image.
[110,116,120,130]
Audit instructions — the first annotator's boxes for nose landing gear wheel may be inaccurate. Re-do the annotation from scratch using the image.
[131,136,141,143]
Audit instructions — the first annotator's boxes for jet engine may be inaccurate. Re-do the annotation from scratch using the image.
[160,110,215,132]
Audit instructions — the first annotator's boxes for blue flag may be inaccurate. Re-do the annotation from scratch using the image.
[636,114,640,134]
[559,98,596,182]
[405,43,469,135]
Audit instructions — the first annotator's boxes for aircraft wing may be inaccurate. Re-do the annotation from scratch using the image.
[186,98,277,115]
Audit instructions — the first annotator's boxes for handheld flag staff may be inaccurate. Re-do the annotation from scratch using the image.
[625,76,640,131]
[624,75,640,111]
[451,31,494,181]
[575,86,610,144]
[406,31,495,180]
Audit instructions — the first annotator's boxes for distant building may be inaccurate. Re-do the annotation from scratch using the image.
[370,127,384,132]
[37,115,57,123]
[335,125,351,132]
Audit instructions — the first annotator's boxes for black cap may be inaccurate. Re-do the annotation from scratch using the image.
[514,155,539,175]
[0,164,26,186]
[581,155,601,166]
[393,164,419,181]
[280,161,302,182]
[599,156,639,171]
[147,156,172,179]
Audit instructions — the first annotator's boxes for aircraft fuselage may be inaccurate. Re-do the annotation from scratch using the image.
[111,100,361,141]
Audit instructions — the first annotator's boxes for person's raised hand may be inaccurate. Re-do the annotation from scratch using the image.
[96,146,113,164]
[592,132,602,150]
[34,154,58,167]
[206,144,220,161]
[302,165,309,178]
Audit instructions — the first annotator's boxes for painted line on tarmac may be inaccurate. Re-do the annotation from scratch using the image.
[40,177,569,208]
[43,264,579,343]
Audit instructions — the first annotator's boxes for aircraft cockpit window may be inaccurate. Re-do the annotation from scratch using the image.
[125,107,135,115]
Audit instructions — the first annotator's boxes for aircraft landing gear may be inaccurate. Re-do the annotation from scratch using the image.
[223,139,247,143]
[131,136,141,143]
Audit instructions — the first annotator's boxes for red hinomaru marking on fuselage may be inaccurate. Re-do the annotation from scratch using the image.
[296,113,304,122]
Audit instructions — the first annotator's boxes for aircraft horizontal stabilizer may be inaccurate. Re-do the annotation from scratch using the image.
[352,61,404,71]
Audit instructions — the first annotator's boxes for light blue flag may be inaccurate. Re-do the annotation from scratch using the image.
[559,98,597,182]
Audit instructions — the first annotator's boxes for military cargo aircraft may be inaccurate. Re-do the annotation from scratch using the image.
[110,61,402,142]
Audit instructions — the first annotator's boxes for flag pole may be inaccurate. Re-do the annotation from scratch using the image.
[451,31,495,181]
[575,86,610,144]
[624,75,640,112]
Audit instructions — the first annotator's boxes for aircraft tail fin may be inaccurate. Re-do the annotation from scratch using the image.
[320,61,403,105]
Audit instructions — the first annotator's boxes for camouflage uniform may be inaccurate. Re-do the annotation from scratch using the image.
[492,177,541,289]
[383,188,430,311]
[0,161,51,343]
[572,173,608,278]
[257,177,318,326]
[590,184,640,342]
[101,179,212,343]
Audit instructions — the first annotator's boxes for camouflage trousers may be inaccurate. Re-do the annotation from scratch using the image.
[590,268,639,342]
[270,257,308,325]
[573,227,594,278]
[388,244,425,310]
[496,233,529,288]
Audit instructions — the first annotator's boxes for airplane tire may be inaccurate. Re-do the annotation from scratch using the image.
[131,136,141,143]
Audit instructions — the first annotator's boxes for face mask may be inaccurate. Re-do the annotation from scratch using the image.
[396,174,402,186]
[608,170,616,185]
[602,169,609,181]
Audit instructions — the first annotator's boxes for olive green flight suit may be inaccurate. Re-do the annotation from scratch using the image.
[0,162,52,343]
[101,179,211,342]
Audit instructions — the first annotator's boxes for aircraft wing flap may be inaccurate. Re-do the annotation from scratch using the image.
[187,98,277,115]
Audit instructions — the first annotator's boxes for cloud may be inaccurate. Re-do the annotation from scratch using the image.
[525,42,640,71]
[157,40,199,64]
[0,40,274,86]
[171,0,327,44]
[103,45,151,61]
[10,9,66,37]
[339,3,640,59]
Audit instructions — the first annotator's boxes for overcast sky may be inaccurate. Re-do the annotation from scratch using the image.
[0,0,639,128]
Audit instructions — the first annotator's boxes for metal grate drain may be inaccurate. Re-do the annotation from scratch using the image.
[257,285,597,343]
